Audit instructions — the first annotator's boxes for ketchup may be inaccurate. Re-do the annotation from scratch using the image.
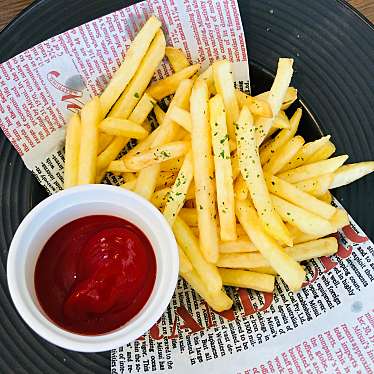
[34,215,156,335]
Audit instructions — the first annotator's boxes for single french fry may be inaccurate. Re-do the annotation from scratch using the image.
[260,108,302,165]
[190,79,219,263]
[271,194,335,237]
[255,58,294,145]
[100,16,161,115]
[219,237,257,253]
[109,30,165,118]
[256,87,298,110]
[163,153,194,226]
[217,252,269,270]
[235,105,292,246]
[213,60,239,141]
[197,66,216,95]
[209,94,236,241]
[173,217,222,294]
[77,97,101,184]
[219,268,275,293]
[235,90,272,118]
[277,155,348,183]
[306,141,336,164]
[179,208,198,226]
[331,208,350,230]
[266,174,336,220]
[124,141,190,171]
[263,135,305,175]
[99,118,148,139]
[330,162,374,189]
[97,134,113,154]
[294,174,333,196]
[236,199,305,291]
[165,46,190,72]
[154,104,166,125]
[287,237,338,261]
[168,106,192,132]
[147,64,200,100]
[319,191,333,204]
[280,135,332,173]
[180,269,232,312]
[64,114,81,188]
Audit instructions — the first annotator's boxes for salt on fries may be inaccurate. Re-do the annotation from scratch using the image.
[63,16,374,312]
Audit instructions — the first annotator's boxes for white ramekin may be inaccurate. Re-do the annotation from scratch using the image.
[7,184,179,352]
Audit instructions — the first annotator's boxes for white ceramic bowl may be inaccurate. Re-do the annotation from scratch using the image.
[7,184,179,352]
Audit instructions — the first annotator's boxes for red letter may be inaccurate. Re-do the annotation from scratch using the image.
[342,225,368,244]
[176,305,204,333]
[238,288,273,316]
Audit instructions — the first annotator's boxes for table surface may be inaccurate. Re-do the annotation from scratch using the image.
[0,0,373,31]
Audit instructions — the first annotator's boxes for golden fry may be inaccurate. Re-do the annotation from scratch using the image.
[64,114,81,189]
[165,46,190,72]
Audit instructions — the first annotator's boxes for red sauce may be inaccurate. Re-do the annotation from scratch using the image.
[34,215,156,335]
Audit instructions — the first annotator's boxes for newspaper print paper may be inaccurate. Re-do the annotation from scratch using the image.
[0,1,372,373]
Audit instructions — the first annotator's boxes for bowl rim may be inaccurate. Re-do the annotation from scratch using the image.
[7,184,179,352]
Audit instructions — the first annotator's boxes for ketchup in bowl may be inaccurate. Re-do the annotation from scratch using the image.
[34,215,156,335]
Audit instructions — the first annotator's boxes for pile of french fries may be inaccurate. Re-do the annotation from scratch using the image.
[64,16,374,312]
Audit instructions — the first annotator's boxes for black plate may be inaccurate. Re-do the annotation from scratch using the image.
[0,0,373,372]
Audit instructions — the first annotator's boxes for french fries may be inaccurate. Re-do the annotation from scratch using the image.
[209,94,236,241]
[277,155,348,183]
[99,118,149,139]
[64,114,81,188]
[280,135,331,172]
[306,141,336,164]
[100,16,161,115]
[255,58,294,145]
[235,105,292,246]
[124,141,190,171]
[330,162,374,189]
[163,153,194,226]
[62,18,374,315]
[219,268,275,293]
[236,199,306,291]
[213,60,239,141]
[165,47,190,72]
[271,194,335,237]
[219,237,257,253]
[235,90,272,118]
[294,174,333,196]
[260,108,302,165]
[134,79,193,199]
[190,79,220,263]
[266,174,336,220]
[77,97,101,184]
[173,217,222,294]
[147,64,200,100]
[263,135,305,175]
[109,30,166,119]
